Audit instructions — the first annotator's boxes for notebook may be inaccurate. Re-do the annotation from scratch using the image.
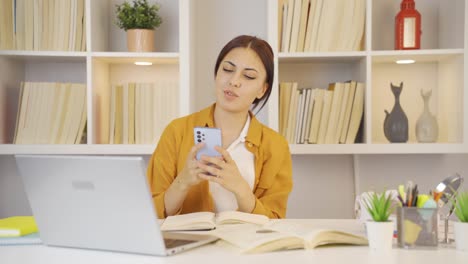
[15,155,217,256]
[0,233,42,246]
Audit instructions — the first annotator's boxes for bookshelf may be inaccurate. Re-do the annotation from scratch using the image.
[268,0,467,154]
[0,0,466,156]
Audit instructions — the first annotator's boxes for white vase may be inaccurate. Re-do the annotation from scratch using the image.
[454,221,468,251]
[416,89,438,142]
[366,221,394,250]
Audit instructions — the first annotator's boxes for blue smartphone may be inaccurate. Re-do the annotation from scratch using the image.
[193,127,222,160]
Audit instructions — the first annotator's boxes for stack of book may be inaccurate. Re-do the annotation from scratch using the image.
[108,81,179,144]
[14,82,87,144]
[0,0,86,51]
[0,216,41,245]
[279,81,364,144]
[279,0,366,52]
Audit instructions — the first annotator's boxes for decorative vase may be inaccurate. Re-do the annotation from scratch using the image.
[395,0,422,50]
[454,222,468,251]
[127,29,154,52]
[383,82,408,143]
[366,221,394,250]
[416,89,438,142]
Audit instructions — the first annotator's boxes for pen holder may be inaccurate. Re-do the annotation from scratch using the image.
[397,207,438,249]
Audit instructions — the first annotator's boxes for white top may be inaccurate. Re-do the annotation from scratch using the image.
[210,115,255,213]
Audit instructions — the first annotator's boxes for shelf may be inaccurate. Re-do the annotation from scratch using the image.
[0,51,87,62]
[1,143,465,155]
[278,52,367,63]
[0,144,156,155]
[371,49,464,63]
[289,143,467,155]
[91,52,179,64]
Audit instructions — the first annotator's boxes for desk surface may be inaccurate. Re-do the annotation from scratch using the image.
[1,220,467,264]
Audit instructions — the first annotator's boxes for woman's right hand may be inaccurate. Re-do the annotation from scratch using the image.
[175,143,205,191]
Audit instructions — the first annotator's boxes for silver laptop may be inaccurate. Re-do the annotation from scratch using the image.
[15,155,217,256]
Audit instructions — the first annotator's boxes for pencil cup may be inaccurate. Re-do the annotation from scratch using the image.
[397,207,438,248]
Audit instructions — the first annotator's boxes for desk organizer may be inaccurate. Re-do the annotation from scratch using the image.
[397,207,438,248]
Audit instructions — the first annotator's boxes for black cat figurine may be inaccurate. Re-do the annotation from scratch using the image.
[383,82,408,143]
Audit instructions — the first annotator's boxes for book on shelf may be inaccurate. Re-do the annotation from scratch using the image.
[214,220,368,254]
[324,82,344,144]
[280,0,365,52]
[13,82,86,144]
[339,81,357,143]
[0,216,38,237]
[335,82,351,143]
[301,88,314,143]
[10,0,86,51]
[294,88,306,143]
[109,81,179,144]
[345,82,365,144]
[308,88,324,144]
[160,211,270,232]
[316,89,333,144]
[282,0,294,52]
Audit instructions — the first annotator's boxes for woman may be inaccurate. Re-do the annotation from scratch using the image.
[147,35,292,219]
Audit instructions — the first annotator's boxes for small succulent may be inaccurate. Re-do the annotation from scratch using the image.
[364,191,394,222]
[115,0,162,31]
[454,192,468,222]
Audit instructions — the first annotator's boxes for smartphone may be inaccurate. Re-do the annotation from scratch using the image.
[193,127,222,160]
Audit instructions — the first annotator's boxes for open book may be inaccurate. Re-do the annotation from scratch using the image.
[160,211,270,231]
[213,220,368,253]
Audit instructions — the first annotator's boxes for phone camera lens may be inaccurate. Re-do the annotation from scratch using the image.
[196,131,201,134]
[197,139,201,143]
[197,135,201,139]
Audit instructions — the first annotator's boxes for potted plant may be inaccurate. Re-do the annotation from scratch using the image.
[115,0,163,52]
[454,191,468,251]
[364,191,395,250]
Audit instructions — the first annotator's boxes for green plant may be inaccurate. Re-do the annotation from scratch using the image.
[454,192,468,222]
[115,0,162,30]
[364,191,394,222]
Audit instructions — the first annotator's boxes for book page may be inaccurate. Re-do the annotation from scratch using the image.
[261,219,367,249]
[160,212,216,231]
[214,223,303,254]
[215,211,269,226]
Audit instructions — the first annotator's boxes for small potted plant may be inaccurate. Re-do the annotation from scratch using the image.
[364,191,395,250]
[115,0,163,52]
[454,191,468,251]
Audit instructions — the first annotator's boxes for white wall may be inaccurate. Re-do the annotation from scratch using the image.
[2,154,467,219]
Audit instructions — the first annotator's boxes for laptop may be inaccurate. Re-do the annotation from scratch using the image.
[14,155,218,256]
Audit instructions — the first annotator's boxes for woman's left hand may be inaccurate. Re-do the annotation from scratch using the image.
[197,146,251,198]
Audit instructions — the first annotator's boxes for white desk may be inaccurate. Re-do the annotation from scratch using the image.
[1,220,467,264]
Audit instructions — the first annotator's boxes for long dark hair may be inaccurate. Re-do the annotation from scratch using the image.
[214,35,274,113]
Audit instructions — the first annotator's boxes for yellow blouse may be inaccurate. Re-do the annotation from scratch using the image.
[146,104,293,219]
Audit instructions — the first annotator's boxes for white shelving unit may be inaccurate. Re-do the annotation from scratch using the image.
[0,0,466,156]
[266,0,467,154]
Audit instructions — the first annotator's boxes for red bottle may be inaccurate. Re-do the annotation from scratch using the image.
[395,0,421,50]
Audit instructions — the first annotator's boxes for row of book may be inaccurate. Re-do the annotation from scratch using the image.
[279,81,364,144]
[109,81,179,145]
[0,0,86,51]
[279,0,366,52]
[14,82,87,144]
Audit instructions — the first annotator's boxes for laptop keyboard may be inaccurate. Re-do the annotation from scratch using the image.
[164,238,196,249]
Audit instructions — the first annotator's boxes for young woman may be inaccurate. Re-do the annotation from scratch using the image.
[147,35,292,219]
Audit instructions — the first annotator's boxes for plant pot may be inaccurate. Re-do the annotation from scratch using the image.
[127,29,154,52]
[454,221,468,251]
[366,221,394,250]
